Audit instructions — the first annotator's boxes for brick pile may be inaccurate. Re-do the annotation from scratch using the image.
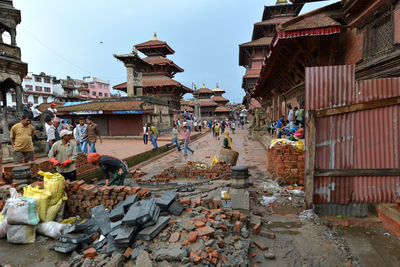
[267,143,305,185]
[65,180,151,219]
[143,161,231,183]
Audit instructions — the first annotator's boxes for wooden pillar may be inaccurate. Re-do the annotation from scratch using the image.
[305,110,316,208]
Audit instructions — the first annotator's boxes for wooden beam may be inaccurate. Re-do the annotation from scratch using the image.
[305,110,316,208]
[315,168,400,177]
[317,96,400,118]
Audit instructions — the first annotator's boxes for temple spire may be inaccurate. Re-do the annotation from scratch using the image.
[276,0,288,5]
[153,32,157,40]
[203,83,205,88]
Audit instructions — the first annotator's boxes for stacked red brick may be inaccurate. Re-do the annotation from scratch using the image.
[146,162,231,183]
[65,180,151,219]
[267,143,305,185]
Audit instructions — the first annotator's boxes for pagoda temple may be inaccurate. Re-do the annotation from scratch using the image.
[113,33,191,110]
[239,0,303,108]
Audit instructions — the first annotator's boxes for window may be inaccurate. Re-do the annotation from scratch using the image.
[363,11,393,60]
[90,83,95,88]
[92,91,96,96]
[98,84,102,89]
[104,85,108,90]
[99,92,103,97]
[34,96,38,104]
[34,76,41,82]
[44,77,51,83]
[104,93,108,97]
[43,97,47,103]
[35,86,42,92]
[44,87,51,92]
[26,85,33,91]
[12,93,16,102]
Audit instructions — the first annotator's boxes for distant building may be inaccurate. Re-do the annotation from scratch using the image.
[83,77,110,99]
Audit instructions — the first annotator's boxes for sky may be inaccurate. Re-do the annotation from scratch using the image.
[13,0,337,103]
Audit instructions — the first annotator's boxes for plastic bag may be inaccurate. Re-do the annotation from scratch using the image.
[5,197,39,226]
[295,141,304,151]
[0,213,7,238]
[299,209,318,220]
[210,156,218,166]
[23,185,51,222]
[39,171,65,206]
[7,224,36,244]
[37,221,70,239]
[45,195,67,222]
[261,196,277,206]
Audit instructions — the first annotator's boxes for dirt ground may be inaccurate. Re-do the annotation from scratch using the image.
[1,127,400,267]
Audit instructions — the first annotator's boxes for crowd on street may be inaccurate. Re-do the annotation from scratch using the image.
[267,105,305,141]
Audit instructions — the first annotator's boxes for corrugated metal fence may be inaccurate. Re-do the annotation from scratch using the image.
[305,65,400,206]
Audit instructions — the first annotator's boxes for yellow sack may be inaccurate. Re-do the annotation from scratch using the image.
[45,196,67,222]
[210,155,218,166]
[295,141,304,151]
[23,185,51,222]
[38,171,65,206]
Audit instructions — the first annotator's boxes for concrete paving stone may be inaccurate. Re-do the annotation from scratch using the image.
[104,252,124,267]
[59,233,92,244]
[154,246,188,261]
[91,205,112,236]
[91,236,107,250]
[168,200,183,216]
[137,216,170,241]
[109,227,122,237]
[105,235,117,255]
[53,242,78,253]
[136,250,153,267]
[156,191,178,210]
[110,205,125,222]
[110,220,122,229]
[130,245,147,260]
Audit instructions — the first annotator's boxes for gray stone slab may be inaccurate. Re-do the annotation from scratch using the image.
[168,200,183,216]
[155,191,177,210]
[231,188,249,210]
[114,225,137,245]
[118,194,138,212]
[53,242,78,253]
[91,205,112,236]
[110,220,122,229]
[91,237,107,250]
[59,233,91,244]
[142,205,160,228]
[130,245,147,260]
[105,235,117,255]
[122,198,156,226]
[109,227,122,237]
[110,205,125,222]
[154,246,188,261]
[137,216,170,241]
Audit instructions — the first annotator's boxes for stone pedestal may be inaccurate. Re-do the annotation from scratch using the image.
[252,130,265,141]
[231,188,249,210]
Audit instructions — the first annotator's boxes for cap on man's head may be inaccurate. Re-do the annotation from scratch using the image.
[53,117,61,122]
[51,103,56,106]
[60,130,73,138]
[28,101,33,105]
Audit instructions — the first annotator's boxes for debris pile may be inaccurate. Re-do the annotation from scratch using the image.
[129,168,147,178]
[65,180,151,219]
[267,143,305,185]
[143,161,231,183]
[58,191,250,266]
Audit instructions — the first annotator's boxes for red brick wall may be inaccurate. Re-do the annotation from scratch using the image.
[267,143,305,185]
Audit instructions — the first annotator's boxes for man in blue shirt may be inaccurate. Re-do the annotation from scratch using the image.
[75,117,88,153]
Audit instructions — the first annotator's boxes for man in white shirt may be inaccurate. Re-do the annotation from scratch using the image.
[47,103,57,117]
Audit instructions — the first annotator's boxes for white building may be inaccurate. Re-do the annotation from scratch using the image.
[6,72,57,107]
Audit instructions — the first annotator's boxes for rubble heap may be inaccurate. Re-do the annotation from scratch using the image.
[144,161,231,183]
[267,143,305,185]
[58,190,250,266]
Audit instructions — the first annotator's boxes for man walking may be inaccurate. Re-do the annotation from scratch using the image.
[46,117,60,153]
[10,113,35,164]
[49,130,77,181]
[84,117,102,153]
[166,124,181,151]
[183,125,194,156]
[148,123,158,149]
[75,117,88,153]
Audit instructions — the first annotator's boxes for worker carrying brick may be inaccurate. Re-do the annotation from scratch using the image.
[87,153,129,186]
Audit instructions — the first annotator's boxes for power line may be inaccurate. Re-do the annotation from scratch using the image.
[19,26,125,80]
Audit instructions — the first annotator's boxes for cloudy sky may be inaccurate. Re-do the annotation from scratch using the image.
[13,0,336,103]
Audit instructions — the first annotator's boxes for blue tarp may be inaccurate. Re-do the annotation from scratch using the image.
[62,101,91,107]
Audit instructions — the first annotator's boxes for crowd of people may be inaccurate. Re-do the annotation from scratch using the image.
[267,105,305,141]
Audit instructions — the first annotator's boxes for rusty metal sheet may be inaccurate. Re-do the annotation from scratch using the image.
[307,65,400,204]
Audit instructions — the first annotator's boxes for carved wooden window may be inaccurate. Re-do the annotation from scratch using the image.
[364,11,393,59]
